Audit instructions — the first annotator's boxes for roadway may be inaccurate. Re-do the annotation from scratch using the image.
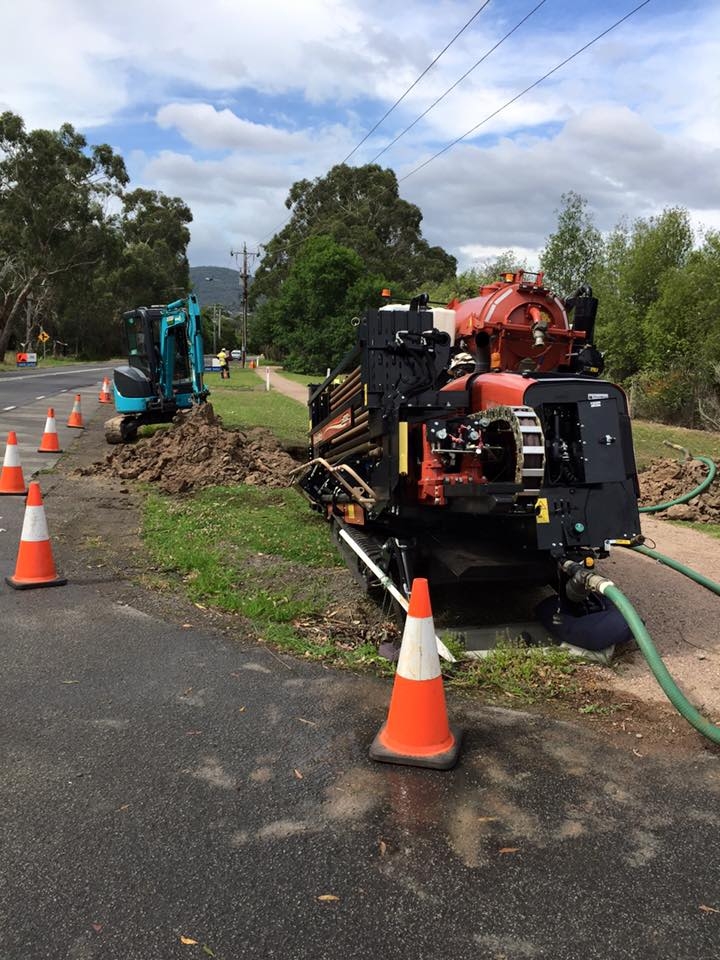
[0,362,114,478]
[2,390,720,959]
[0,362,114,411]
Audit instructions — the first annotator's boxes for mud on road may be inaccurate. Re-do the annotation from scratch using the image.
[41,409,720,756]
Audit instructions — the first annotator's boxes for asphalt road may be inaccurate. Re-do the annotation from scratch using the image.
[2,407,720,960]
[0,362,114,411]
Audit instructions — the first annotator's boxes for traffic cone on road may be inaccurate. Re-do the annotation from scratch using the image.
[5,482,67,589]
[67,394,84,428]
[0,431,28,496]
[37,408,63,453]
[98,377,113,404]
[369,578,462,770]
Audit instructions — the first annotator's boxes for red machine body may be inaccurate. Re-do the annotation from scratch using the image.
[450,270,584,374]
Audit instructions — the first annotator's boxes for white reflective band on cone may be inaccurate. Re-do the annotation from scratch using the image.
[20,505,50,543]
[396,615,442,681]
[4,443,20,467]
[45,417,57,431]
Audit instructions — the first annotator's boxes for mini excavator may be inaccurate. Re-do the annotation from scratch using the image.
[104,294,209,443]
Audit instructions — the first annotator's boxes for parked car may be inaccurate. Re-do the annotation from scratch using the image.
[231,349,242,361]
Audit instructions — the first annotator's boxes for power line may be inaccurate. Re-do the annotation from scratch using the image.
[341,1,492,165]
[399,0,653,183]
[369,0,547,164]
[258,1,493,247]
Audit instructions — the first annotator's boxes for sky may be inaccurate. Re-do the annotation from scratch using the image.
[1,0,719,273]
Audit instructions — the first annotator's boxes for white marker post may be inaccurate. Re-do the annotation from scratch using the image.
[265,366,270,392]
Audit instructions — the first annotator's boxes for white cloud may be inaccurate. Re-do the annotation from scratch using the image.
[1,0,719,270]
[156,103,309,153]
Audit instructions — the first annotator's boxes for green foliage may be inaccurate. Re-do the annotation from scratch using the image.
[630,419,720,470]
[0,110,194,359]
[425,251,528,304]
[252,234,384,372]
[447,640,577,703]
[253,164,456,308]
[540,191,602,299]
[143,484,340,618]
[594,208,693,379]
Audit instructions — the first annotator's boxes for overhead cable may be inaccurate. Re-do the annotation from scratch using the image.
[370,0,547,164]
[399,0,653,182]
[341,1,492,164]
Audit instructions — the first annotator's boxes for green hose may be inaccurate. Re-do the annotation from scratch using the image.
[561,560,720,745]
[639,454,716,513]
[601,581,720,745]
[631,543,720,596]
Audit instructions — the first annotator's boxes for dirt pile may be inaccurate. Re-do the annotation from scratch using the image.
[81,404,299,494]
[638,457,720,521]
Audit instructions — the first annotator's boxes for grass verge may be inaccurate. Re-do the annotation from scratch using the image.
[632,419,720,470]
[142,484,397,669]
[206,367,308,446]
[447,641,579,703]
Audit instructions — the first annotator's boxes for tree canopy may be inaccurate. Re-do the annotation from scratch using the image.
[252,163,456,308]
[0,111,193,358]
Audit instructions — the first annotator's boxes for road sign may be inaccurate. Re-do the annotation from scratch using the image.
[38,331,50,343]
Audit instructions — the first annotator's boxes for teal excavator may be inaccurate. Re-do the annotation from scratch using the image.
[104,295,209,443]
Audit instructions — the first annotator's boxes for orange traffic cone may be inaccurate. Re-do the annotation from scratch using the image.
[37,408,63,453]
[0,431,28,496]
[67,394,84,428]
[99,377,113,403]
[5,481,67,589]
[370,578,462,770]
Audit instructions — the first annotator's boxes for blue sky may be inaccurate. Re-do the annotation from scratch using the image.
[2,0,719,271]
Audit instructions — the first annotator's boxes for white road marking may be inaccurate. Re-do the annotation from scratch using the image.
[0,365,110,384]
[3,405,16,411]
[35,395,45,400]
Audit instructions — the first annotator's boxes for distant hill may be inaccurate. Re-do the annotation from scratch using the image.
[190,266,242,312]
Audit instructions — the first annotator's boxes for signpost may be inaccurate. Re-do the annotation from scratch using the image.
[16,352,37,368]
[38,330,50,360]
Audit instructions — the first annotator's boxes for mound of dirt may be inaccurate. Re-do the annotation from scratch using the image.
[638,456,720,521]
[80,404,299,494]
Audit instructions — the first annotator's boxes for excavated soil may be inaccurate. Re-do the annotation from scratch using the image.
[79,403,298,494]
[638,457,720,521]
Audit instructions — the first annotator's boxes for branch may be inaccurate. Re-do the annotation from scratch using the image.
[698,397,720,432]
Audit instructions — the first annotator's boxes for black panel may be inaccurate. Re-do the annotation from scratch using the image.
[113,365,154,399]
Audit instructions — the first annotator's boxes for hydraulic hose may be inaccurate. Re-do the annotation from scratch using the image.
[639,452,716,514]
[561,561,720,745]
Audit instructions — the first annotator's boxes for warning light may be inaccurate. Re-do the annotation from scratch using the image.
[381,288,392,298]
[504,273,514,282]
[584,556,595,568]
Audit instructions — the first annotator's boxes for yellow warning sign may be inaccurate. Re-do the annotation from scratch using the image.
[38,331,50,343]
[535,498,549,524]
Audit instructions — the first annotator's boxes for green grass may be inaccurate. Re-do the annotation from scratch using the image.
[206,367,308,446]
[143,483,346,633]
[447,640,578,703]
[632,419,720,470]
[141,483,400,670]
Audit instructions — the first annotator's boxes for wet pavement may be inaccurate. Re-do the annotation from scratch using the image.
[2,398,720,959]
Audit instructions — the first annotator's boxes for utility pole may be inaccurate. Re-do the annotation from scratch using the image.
[230,243,259,368]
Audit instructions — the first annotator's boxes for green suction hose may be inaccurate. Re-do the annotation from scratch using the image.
[562,560,720,745]
[631,543,720,596]
[639,447,716,514]
[601,580,720,745]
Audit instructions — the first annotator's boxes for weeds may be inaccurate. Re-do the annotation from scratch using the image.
[447,640,578,703]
